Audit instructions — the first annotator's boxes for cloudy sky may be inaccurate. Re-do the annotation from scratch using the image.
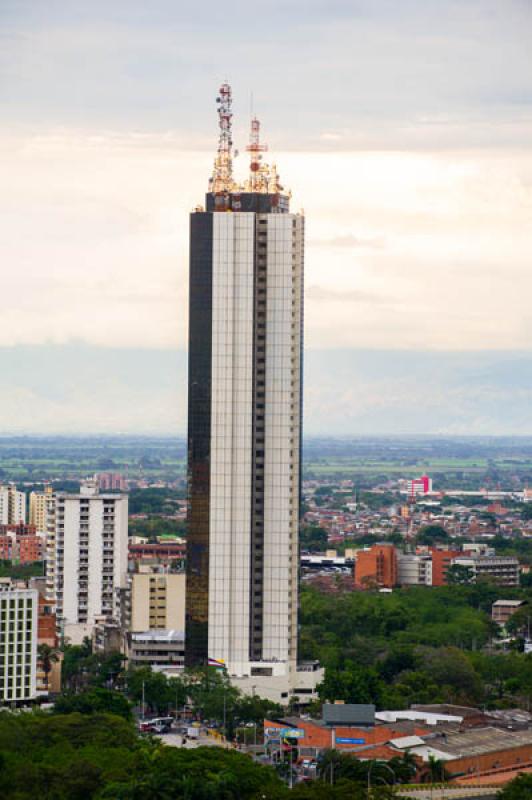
[1,0,532,433]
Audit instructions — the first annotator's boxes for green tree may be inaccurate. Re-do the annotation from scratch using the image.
[446,564,475,585]
[416,525,449,545]
[498,772,532,798]
[127,666,186,715]
[318,662,384,706]
[300,525,328,552]
[53,688,132,719]
[422,754,449,783]
[37,643,60,690]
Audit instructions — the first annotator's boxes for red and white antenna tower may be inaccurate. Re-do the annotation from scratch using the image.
[246,117,268,192]
[210,82,236,194]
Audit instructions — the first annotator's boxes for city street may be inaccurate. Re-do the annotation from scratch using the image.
[400,788,498,799]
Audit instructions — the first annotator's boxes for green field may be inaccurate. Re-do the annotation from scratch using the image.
[1,435,532,490]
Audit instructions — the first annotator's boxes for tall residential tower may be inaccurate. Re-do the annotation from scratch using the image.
[186,85,315,699]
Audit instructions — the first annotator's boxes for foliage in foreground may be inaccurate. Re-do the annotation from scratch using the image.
[0,712,399,799]
[497,773,532,798]
[0,712,282,800]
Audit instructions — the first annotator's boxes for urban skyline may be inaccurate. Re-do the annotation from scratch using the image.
[2,4,532,797]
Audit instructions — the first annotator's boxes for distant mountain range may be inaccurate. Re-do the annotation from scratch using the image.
[0,344,531,435]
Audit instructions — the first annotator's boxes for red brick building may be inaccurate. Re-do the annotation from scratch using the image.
[355,544,397,590]
[431,547,461,586]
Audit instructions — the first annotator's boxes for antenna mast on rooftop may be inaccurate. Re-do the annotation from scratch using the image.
[210,82,236,194]
[246,117,268,192]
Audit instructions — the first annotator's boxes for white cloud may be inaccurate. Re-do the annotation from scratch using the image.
[1,133,532,350]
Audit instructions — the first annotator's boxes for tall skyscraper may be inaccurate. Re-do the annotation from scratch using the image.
[186,84,306,694]
[46,479,128,644]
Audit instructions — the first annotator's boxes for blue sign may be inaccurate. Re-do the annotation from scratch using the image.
[279,728,305,739]
[336,737,365,745]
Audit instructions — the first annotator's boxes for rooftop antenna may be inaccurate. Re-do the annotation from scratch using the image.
[246,116,268,192]
[209,81,235,195]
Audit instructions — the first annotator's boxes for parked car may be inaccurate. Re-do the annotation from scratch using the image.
[138,721,155,733]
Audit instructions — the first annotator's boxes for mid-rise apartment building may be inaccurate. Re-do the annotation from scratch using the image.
[431,548,462,586]
[131,571,185,632]
[0,586,38,703]
[0,485,26,525]
[46,480,128,643]
[452,555,520,587]
[397,553,432,586]
[406,475,432,499]
[96,473,128,492]
[0,524,44,564]
[29,486,53,531]
[355,544,397,589]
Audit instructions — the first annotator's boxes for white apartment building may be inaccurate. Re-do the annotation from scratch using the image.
[46,480,128,644]
[0,484,27,525]
[0,585,38,703]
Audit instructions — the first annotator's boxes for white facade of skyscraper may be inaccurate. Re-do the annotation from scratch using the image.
[0,586,38,703]
[207,212,302,678]
[46,481,128,644]
[186,86,323,703]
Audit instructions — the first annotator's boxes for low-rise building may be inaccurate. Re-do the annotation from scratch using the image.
[492,599,526,625]
[397,726,532,781]
[128,541,186,569]
[128,629,185,671]
[36,594,62,695]
[453,555,520,586]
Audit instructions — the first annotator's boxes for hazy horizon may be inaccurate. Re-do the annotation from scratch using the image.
[1,343,532,437]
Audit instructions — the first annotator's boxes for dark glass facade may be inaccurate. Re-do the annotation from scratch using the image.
[185,212,213,667]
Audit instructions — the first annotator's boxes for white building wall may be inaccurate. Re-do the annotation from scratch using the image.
[0,488,8,524]
[262,214,302,666]
[209,213,255,670]
[0,588,38,702]
[50,487,128,632]
[87,499,104,624]
[61,498,80,624]
[11,489,26,524]
[0,486,26,524]
[397,554,432,586]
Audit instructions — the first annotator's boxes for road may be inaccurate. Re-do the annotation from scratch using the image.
[400,788,498,799]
